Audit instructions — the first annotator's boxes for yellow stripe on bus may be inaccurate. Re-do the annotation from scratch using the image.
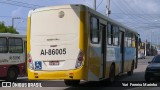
[78,11,88,80]
[27,17,31,54]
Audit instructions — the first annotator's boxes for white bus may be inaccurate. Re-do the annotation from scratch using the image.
[0,33,26,81]
[27,4,139,86]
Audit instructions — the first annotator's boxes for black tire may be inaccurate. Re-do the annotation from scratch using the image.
[108,64,115,84]
[127,62,134,76]
[6,67,18,81]
[145,73,151,82]
[64,80,80,86]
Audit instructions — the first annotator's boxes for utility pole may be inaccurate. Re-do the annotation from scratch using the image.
[94,0,96,10]
[12,18,14,28]
[145,40,147,56]
[106,0,111,17]
[145,33,147,56]
[150,31,153,56]
[157,35,159,46]
[12,17,21,28]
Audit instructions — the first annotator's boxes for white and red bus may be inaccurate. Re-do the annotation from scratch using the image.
[0,33,26,81]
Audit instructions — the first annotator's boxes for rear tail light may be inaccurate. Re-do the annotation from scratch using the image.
[27,53,34,70]
[75,50,84,68]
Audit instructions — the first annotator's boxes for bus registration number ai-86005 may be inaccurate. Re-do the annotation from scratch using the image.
[40,48,66,55]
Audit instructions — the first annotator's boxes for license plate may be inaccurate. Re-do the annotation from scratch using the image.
[49,61,59,66]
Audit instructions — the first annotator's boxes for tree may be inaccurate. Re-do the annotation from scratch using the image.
[0,21,19,34]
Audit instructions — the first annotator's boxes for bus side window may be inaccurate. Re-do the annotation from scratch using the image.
[107,23,112,45]
[131,33,136,47]
[125,31,132,47]
[23,41,26,53]
[0,37,8,53]
[127,32,132,47]
[112,26,119,46]
[9,38,23,53]
[90,16,99,44]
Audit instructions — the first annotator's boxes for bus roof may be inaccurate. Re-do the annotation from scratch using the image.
[0,33,26,38]
[29,4,138,35]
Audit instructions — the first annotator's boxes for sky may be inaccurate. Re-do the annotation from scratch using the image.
[0,0,160,45]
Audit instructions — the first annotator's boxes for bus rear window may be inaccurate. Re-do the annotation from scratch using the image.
[0,37,7,53]
[9,38,23,53]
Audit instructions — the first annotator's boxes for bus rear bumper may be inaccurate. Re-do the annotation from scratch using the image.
[27,67,86,80]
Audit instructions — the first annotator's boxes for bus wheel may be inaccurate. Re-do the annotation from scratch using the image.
[64,80,80,86]
[127,62,134,76]
[109,64,115,84]
[6,67,18,81]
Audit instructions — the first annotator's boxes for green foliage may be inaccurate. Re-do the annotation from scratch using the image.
[0,21,19,34]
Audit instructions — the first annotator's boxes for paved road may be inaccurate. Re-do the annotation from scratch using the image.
[1,56,160,90]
